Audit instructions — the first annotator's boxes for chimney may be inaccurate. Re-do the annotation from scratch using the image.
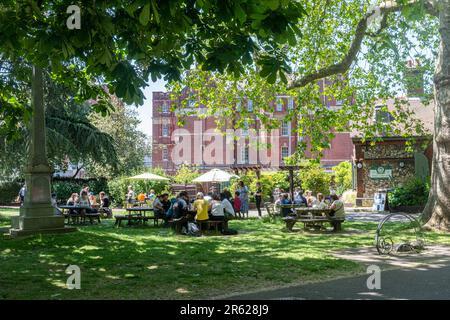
[405,59,424,97]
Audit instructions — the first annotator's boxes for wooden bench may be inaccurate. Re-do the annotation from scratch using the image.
[168,217,187,234]
[284,216,345,232]
[199,220,227,234]
[65,213,101,225]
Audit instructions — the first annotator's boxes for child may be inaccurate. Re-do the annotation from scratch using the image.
[233,191,242,219]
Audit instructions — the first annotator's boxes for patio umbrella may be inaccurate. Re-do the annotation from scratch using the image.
[192,169,239,183]
[129,172,170,181]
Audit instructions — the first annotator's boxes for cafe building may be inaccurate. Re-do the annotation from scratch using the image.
[352,97,434,206]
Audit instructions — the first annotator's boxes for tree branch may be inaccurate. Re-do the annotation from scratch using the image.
[287,1,437,90]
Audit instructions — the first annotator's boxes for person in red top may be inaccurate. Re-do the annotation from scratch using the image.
[233,191,242,219]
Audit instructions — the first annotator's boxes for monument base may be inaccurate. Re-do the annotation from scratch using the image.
[9,214,77,238]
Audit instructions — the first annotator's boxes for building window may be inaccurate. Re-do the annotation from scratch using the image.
[242,121,249,136]
[276,99,283,112]
[162,123,170,137]
[288,97,294,110]
[281,121,289,136]
[241,146,249,164]
[161,102,169,113]
[281,146,289,159]
[247,99,253,112]
[374,105,393,123]
[162,147,169,161]
[236,99,241,111]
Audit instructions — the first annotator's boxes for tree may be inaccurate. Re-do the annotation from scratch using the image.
[170,0,450,230]
[333,161,353,195]
[0,75,118,178]
[86,101,151,178]
[173,164,201,185]
[0,0,306,126]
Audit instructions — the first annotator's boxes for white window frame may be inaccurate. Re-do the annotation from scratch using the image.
[288,97,294,110]
[242,121,249,136]
[161,102,170,113]
[247,99,253,112]
[281,146,289,159]
[162,147,169,161]
[162,123,170,137]
[241,146,249,164]
[276,99,283,112]
[236,99,241,111]
[281,121,289,136]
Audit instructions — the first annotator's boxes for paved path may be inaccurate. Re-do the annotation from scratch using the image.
[221,245,450,300]
[223,264,450,300]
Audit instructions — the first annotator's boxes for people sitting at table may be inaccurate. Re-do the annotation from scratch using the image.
[293,188,307,205]
[328,194,345,231]
[89,193,98,206]
[98,191,112,218]
[153,193,171,224]
[79,191,98,214]
[204,192,213,203]
[80,184,89,197]
[313,193,328,210]
[274,193,284,208]
[137,192,146,204]
[222,188,233,201]
[209,194,227,232]
[280,193,293,217]
[147,189,156,201]
[305,190,316,207]
[67,193,80,215]
[233,191,242,218]
[172,191,189,219]
[220,192,235,219]
[193,192,210,231]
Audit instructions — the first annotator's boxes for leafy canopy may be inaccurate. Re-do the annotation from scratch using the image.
[0,0,306,136]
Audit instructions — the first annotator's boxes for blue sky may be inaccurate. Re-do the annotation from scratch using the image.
[133,78,167,138]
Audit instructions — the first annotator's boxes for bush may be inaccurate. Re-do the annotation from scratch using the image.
[51,178,109,203]
[388,178,430,207]
[108,175,170,206]
[333,161,353,195]
[299,162,331,195]
[0,180,22,204]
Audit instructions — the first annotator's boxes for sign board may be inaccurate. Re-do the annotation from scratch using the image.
[372,192,387,211]
[369,165,392,179]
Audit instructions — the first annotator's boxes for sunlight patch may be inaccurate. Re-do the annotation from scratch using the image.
[176,288,190,294]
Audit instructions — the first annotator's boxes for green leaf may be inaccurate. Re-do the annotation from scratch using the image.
[139,4,151,26]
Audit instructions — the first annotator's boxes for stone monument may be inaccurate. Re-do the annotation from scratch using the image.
[9,67,76,237]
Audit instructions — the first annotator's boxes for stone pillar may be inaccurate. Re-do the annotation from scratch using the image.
[10,66,76,237]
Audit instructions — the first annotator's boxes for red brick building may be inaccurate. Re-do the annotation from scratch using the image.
[152,81,354,175]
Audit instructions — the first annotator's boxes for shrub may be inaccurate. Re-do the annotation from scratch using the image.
[333,161,353,195]
[388,178,430,207]
[107,175,170,206]
[0,180,22,204]
[51,178,109,202]
[299,162,331,195]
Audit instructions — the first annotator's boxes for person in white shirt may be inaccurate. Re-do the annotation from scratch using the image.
[220,192,235,218]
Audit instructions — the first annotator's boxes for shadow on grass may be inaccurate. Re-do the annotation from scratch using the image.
[1,212,449,300]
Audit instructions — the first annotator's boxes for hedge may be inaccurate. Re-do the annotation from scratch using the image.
[51,177,109,203]
[0,180,22,205]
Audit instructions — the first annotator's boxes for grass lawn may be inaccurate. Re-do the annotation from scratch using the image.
[1,208,450,299]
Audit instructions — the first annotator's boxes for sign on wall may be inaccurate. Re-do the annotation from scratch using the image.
[369,165,393,179]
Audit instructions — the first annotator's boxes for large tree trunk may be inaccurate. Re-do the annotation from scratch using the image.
[423,0,450,230]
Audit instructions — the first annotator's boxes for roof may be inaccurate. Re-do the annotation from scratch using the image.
[350,97,435,138]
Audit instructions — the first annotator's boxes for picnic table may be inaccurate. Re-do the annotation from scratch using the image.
[283,207,344,232]
[114,207,156,227]
[59,205,101,225]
